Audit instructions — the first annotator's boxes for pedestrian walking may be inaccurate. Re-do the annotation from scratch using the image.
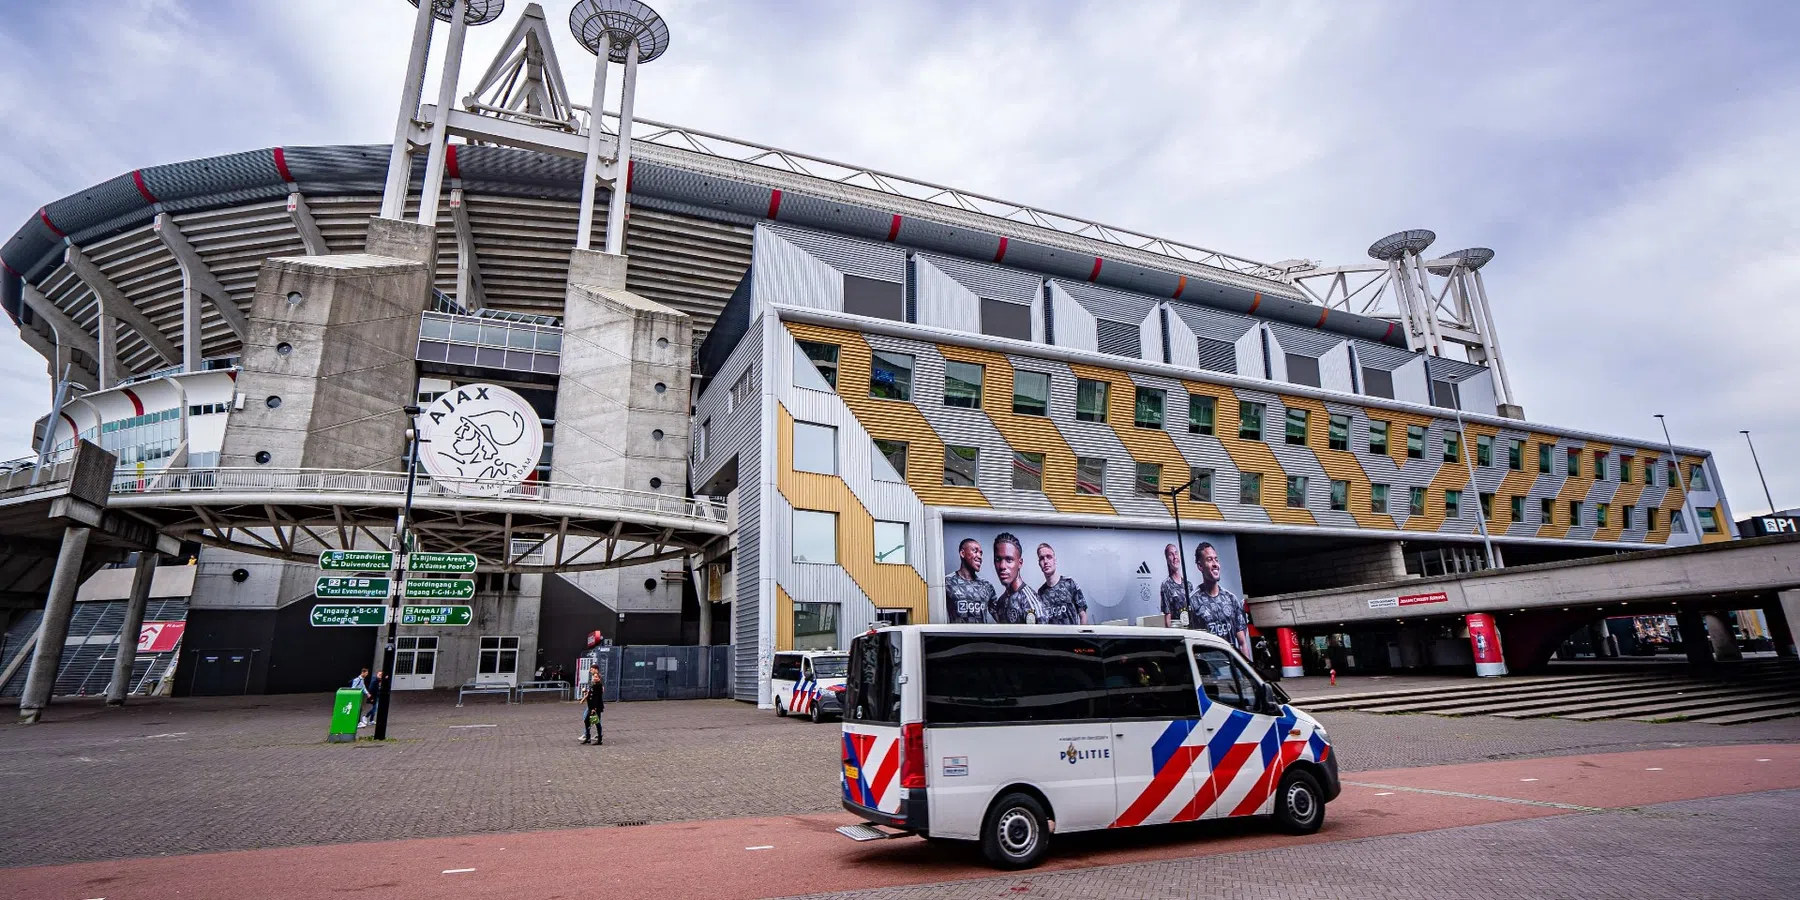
[580,668,605,745]
[351,667,374,727]
[368,670,387,727]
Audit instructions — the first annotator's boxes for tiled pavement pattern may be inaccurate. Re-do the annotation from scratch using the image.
[781,789,1800,900]
[3,691,1797,868]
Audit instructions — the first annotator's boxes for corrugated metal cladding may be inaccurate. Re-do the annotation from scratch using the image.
[1355,339,1414,371]
[918,253,1042,304]
[1054,279,1159,326]
[1196,337,1237,373]
[1268,321,1344,358]
[1095,319,1142,358]
[765,224,904,282]
[1427,354,1489,382]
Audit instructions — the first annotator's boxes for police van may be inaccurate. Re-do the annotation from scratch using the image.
[770,649,850,723]
[835,624,1338,868]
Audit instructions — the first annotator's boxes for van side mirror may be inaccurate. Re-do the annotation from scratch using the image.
[1270,682,1290,706]
[1253,682,1271,713]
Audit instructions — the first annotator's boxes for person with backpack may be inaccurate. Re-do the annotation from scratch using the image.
[351,668,374,727]
[580,668,605,745]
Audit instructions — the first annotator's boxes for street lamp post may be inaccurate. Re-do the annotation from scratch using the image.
[1655,415,1699,540]
[1452,407,1497,569]
[1166,477,1195,626]
[374,406,424,741]
[1741,430,1776,515]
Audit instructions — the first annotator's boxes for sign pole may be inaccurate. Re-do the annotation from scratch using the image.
[374,409,423,742]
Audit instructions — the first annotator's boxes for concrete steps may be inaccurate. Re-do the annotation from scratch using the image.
[1295,675,1652,712]
[1624,695,1800,724]
[1556,679,1800,722]
[1686,703,1800,725]
[1492,680,1794,719]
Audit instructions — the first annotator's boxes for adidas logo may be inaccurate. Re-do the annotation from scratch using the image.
[1136,561,1152,574]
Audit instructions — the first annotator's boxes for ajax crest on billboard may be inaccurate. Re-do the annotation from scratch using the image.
[418,383,544,497]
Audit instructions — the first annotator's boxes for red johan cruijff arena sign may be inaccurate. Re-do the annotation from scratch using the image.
[138,622,186,653]
[1367,591,1450,610]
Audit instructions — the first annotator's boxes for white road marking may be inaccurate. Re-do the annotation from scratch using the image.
[1756,758,1771,762]
[443,868,476,874]
[1519,778,1539,782]
[449,724,496,729]
[1373,791,1395,796]
[745,845,775,851]
[1344,781,1602,812]
[1645,767,1663,771]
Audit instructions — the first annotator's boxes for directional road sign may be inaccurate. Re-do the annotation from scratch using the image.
[402,578,477,601]
[315,576,392,600]
[318,550,396,572]
[310,604,387,627]
[406,552,479,574]
[400,605,474,626]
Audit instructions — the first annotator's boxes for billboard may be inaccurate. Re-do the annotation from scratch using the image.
[939,522,1251,656]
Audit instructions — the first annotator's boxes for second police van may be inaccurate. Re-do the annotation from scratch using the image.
[836,624,1339,868]
[770,649,850,723]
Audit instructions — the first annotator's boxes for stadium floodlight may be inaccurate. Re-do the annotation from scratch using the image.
[379,1,506,222]
[570,0,671,254]
[1426,247,1495,277]
[1366,229,1436,262]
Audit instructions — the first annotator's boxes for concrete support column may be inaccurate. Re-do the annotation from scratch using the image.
[1676,610,1714,669]
[1768,591,1799,658]
[18,526,92,723]
[698,596,712,647]
[1277,627,1304,678]
[1704,612,1742,661]
[1467,612,1506,677]
[1588,620,1617,658]
[105,552,160,705]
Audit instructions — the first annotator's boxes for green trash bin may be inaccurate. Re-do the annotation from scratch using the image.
[329,688,364,743]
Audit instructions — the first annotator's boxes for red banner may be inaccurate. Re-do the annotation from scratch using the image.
[1398,591,1450,606]
[1277,627,1303,668]
[1467,613,1504,666]
[138,622,186,654]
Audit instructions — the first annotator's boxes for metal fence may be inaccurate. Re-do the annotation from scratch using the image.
[590,645,732,702]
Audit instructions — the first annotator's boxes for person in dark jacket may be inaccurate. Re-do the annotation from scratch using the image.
[580,668,605,745]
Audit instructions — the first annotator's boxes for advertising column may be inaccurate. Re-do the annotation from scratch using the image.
[1466,613,1507,677]
[1277,627,1305,678]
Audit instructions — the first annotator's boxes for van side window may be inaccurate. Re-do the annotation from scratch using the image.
[801,658,814,679]
[1194,647,1254,712]
[1101,638,1200,720]
[773,655,802,682]
[846,632,903,723]
[923,635,1104,724]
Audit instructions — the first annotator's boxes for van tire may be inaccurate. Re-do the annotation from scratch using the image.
[774,698,786,717]
[1273,769,1325,834]
[981,792,1049,869]
[809,702,824,724]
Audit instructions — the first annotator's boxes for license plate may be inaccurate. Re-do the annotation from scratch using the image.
[844,764,860,781]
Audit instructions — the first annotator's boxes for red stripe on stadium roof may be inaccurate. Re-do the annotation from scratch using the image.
[272,147,295,183]
[1316,308,1329,328]
[766,189,783,219]
[1088,257,1103,282]
[885,215,902,242]
[1172,275,1187,299]
[1248,293,1262,315]
[1,259,17,276]
[38,209,65,239]
[1382,322,1397,342]
[993,236,1008,262]
[627,160,635,192]
[131,170,158,205]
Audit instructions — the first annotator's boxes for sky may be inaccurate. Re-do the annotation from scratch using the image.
[0,0,1795,515]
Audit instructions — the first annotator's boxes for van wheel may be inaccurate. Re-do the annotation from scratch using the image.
[981,792,1049,869]
[1273,770,1324,834]
[810,702,824,724]
[774,698,786,717]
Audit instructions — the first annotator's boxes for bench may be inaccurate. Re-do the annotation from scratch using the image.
[457,681,514,707]
[514,680,570,702]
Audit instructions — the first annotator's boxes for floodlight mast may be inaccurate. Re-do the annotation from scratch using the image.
[569,0,670,253]
[379,1,506,224]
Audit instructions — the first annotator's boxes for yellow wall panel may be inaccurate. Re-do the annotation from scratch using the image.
[776,586,794,651]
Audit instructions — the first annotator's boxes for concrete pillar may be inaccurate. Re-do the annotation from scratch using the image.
[1704,612,1742,661]
[1277,627,1304,678]
[18,526,92,723]
[698,596,713,647]
[1676,610,1714,669]
[1467,612,1506,677]
[1587,620,1617,658]
[105,552,160,705]
[1768,591,1798,657]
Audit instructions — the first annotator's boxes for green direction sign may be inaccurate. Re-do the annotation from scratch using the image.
[402,578,476,601]
[400,604,474,626]
[406,552,478,574]
[318,550,396,572]
[314,576,392,600]
[310,604,387,627]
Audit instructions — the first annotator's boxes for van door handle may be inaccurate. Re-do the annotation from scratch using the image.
[1115,733,1125,738]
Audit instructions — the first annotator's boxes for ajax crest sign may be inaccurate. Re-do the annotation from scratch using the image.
[419,383,544,496]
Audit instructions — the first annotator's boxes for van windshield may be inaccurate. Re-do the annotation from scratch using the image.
[812,656,849,678]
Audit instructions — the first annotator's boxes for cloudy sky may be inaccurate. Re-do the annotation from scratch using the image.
[0,0,1795,514]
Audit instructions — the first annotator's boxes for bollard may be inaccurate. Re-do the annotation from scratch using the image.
[1329,668,1337,686]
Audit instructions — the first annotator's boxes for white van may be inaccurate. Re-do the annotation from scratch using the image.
[770,649,850,723]
[836,624,1338,868]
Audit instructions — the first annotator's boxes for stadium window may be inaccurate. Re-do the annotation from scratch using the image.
[1188,467,1214,502]
[1406,425,1425,459]
[873,521,908,565]
[729,369,755,414]
[794,340,839,390]
[1644,459,1656,484]
[1369,420,1389,455]
[943,360,984,408]
[792,510,838,564]
[1012,451,1044,491]
[1647,507,1659,531]
[1620,455,1633,483]
[1240,471,1263,506]
[1285,408,1309,445]
[944,445,979,487]
[1328,414,1350,451]
[1597,502,1610,529]
[1622,504,1634,530]
[1445,489,1462,518]
[1136,462,1162,495]
[1508,439,1524,471]
[979,297,1033,341]
[1698,507,1721,534]
[1476,435,1492,467]
[1538,443,1552,474]
[1443,432,1460,463]
[1671,510,1687,533]
[1076,378,1109,422]
[793,421,837,475]
[1667,463,1678,488]
[1286,353,1322,388]
[1012,371,1050,416]
[1510,495,1524,523]
[1409,486,1426,516]
[1479,492,1493,520]
[1239,401,1265,441]
[1188,394,1216,435]
[869,350,913,401]
[1689,465,1710,491]
[1286,475,1308,508]
[1076,457,1107,495]
[874,439,908,481]
[1540,497,1554,523]
[1329,479,1349,511]
[1569,500,1583,526]
[1362,367,1395,399]
[1594,451,1607,480]
[1566,447,1580,477]
[1371,482,1389,514]
[843,275,904,321]
[1135,387,1165,429]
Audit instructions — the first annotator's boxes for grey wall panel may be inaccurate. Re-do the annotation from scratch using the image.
[1165,305,1199,369]
[1318,343,1355,395]
[912,255,980,334]
[1054,279,1160,326]
[1262,328,1290,383]
[753,226,844,312]
[1048,283,1098,353]
[1235,327,1265,381]
[764,223,904,283]
[1457,368,1498,417]
[919,253,1042,304]
[1392,356,1430,407]
[1267,322,1343,358]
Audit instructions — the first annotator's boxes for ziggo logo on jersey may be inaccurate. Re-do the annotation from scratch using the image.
[1061,743,1112,764]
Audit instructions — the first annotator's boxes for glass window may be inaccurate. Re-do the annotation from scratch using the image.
[1287,475,1308,508]
[1510,495,1525,523]
[1285,408,1309,445]
[1647,507,1659,531]
[1102,638,1201,720]
[1369,420,1389,454]
[943,360,984,408]
[794,602,838,651]
[1620,455,1633,483]
[1371,483,1389,513]
[1406,425,1425,459]
[1668,463,1678,487]
[1567,448,1580,477]
[1240,471,1263,506]
[922,634,1104,724]
[1445,489,1462,518]
[792,421,836,474]
[795,340,838,390]
[1477,435,1493,467]
[1012,451,1044,491]
[1622,504,1634,529]
[1409,486,1426,516]
[1443,433,1460,463]
[979,298,1033,340]
[1689,465,1709,491]
[1509,439,1524,471]
[1330,480,1349,511]
[729,370,755,414]
[1328,414,1350,451]
[1188,394,1216,435]
[1076,378,1109,422]
[944,445,979,487]
[846,631,903,724]
[478,636,519,676]
[869,350,913,401]
[1594,451,1608,480]
[1076,457,1106,495]
[1193,646,1255,712]
[1013,371,1049,416]
[1645,459,1656,485]
[1189,468,1214,502]
[1539,443,1552,474]
[1136,462,1161,495]
[1698,507,1720,533]
[873,521,908,565]
[1239,401,1265,440]
[1541,497,1555,523]
[792,510,837,563]
[1134,387,1165,429]
[1479,492,1493,520]
[1569,500,1583,525]
[1672,510,1686,533]
[1597,502,1610,528]
[874,439,908,481]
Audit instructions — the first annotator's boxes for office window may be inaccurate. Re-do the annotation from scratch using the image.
[869,350,913,401]
[1622,504,1634,530]
[1541,497,1555,523]
[1479,492,1493,520]
[1671,510,1687,533]
[793,421,837,474]
[1539,443,1552,474]
[792,510,837,564]
[1371,483,1389,514]
[1240,471,1263,506]
[1620,455,1633,483]
[794,340,839,391]
[1328,414,1350,451]
[1593,451,1607,481]
[1135,387,1165,429]
[1566,448,1580,477]
[1136,462,1162,495]
[1409,486,1426,516]
[1510,495,1525,523]
[979,297,1033,341]
[874,439,908,481]
[873,521,908,565]
[729,369,755,414]
[1668,464,1678,487]
[1329,479,1349,511]
[1443,432,1460,463]
[1286,475,1308,508]
[1285,408,1309,445]
[843,275,903,320]
[1369,420,1389,454]
[1445,489,1462,518]
[1076,457,1106,495]
[1013,371,1049,416]
[944,445,979,487]
[943,360,984,408]
[1406,425,1425,459]
[1508,439,1524,471]
[1362,367,1395,399]
[1689,465,1710,491]
[1012,451,1044,491]
[1188,394,1216,435]
[1239,401,1265,440]
[1644,459,1656,484]
[1286,353,1322,388]
[1569,500,1583,526]
[1597,502,1610,529]
[1698,507,1720,534]
[1076,378,1109,422]
[1188,468,1214,502]
[1476,435,1493,467]
[1647,507,1659,531]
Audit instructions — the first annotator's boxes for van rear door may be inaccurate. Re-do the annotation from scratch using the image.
[843,631,906,820]
[1102,637,1204,828]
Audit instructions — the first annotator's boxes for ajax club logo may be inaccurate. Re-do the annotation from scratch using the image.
[418,383,544,497]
